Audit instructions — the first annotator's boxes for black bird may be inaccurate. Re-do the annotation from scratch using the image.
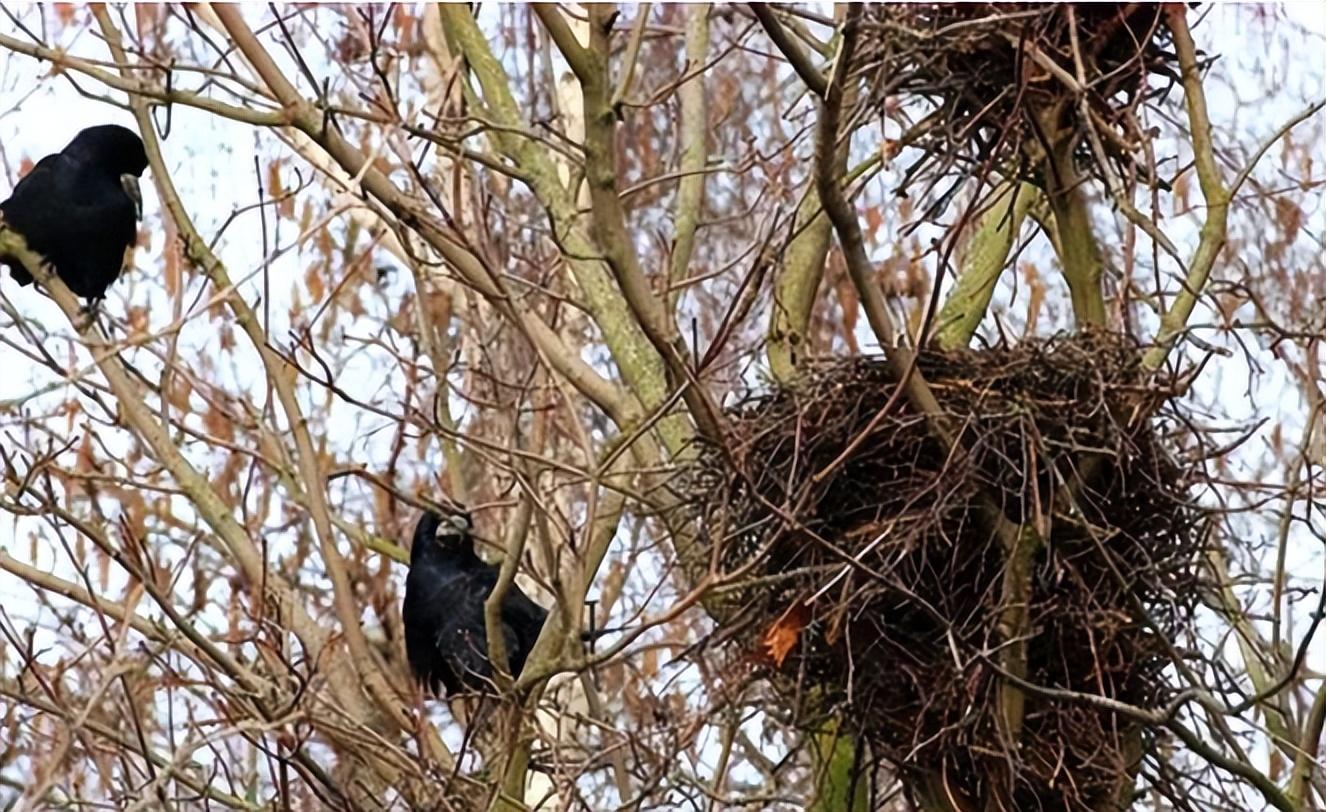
[403,510,550,696]
[0,124,148,303]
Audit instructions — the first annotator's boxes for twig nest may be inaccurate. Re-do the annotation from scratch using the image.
[687,333,1204,809]
[857,3,1182,191]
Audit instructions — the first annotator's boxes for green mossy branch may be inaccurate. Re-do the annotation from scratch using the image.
[934,181,1038,350]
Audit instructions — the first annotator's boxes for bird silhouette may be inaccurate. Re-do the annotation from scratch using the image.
[1,124,148,304]
[402,510,549,696]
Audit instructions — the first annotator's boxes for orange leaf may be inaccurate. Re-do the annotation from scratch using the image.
[394,5,416,49]
[266,159,285,199]
[164,222,182,299]
[305,263,326,302]
[62,398,79,435]
[203,402,235,443]
[759,600,811,668]
[127,305,149,335]
[1172,171,1191,216]
[134,5,163,50]
[121,489,147,542]
[75,431,95,474]
[167,376,193,412]
[864,206,884,236]
[835,272,860,354]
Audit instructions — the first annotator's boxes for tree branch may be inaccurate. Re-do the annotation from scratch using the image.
[442,3,692,456]
[103,6,455,783]
[1142,7,1231,370]
[814,5,897,350]
[533,4,596,84]
[751,3,827,97]
[935,181,1038,349]
[0,29,286,125]
[1036,108,1108,328]
[562,4,728,443]
[668,5,710,312]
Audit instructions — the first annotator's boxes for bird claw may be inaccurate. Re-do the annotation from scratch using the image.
[76,299,102,331]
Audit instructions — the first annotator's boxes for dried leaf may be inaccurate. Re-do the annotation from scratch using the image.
[1274,198,1304,241]
[1022,262,1046,338]
[759,600,811,668]
[215,452,245,506]
[62,398,80,435]
[98,547,110,592]
[267,160,286,207]
[122,489,147,543]
[394,5,417,49]
[833,260,860,354]
[305,263,326,302]
[134,5,163,51]
[167,377,193,412]
[164,223,182,299]
[203,402,235,443]
[372,473,392,527]
[75,431,95,474]
[1172,171,1191,216]
[53,3,77,25]
[127,306,149,335]
[864,205,884,236]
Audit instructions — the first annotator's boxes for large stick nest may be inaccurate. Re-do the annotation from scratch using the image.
[857,4,1183,192]
[687,334,1206,809]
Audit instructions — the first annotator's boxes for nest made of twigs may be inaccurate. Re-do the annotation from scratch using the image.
[687,333,1205,809]
[857,3,1181,195]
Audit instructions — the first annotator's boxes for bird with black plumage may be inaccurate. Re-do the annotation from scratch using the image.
[402,509,551,697]
[0,124,148,308]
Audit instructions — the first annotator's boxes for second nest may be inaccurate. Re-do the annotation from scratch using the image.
[689,334,1205,809]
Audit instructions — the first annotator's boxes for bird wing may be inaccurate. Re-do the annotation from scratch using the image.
[404,562,485,693]
[2,154,75,223]
[432,613,489,685]
[1,155,68,285]
[5,154,65,195]
[1,151,138,299]
[499,581,550,676]
[450,568,546,683]
[502,584,549,638]
[432,606,521,689]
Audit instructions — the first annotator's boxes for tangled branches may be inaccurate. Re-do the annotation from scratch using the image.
[857,4,1180,196]
[688,334,1207,809]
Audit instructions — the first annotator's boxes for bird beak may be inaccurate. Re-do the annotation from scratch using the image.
[120,174,143,221]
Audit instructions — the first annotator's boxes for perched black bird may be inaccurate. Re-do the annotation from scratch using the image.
[0,124,148,303]
[403,510,550,696]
